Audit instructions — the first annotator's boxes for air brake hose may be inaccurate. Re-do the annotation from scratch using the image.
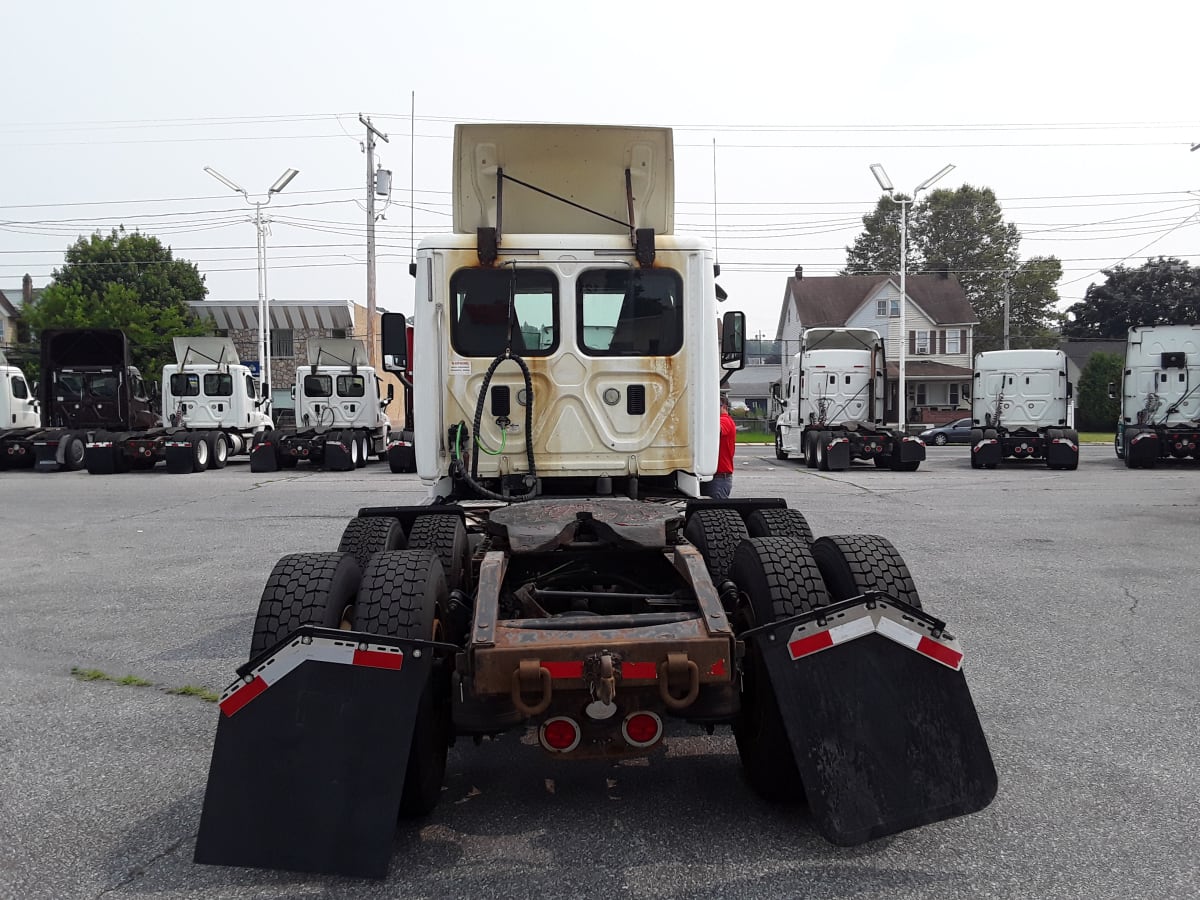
[458,350,537,502]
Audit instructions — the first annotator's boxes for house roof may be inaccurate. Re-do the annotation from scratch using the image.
[189,299,355,332]
[776,274,977,336]
[886,360,972,379]
[1059,338,1126,369]
[0,290,18,319]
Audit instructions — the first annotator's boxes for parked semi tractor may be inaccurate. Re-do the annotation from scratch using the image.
[0,329,158,472]
[249,338,392,472]
[969,349,1078,470]
[195,124,996,878]
[1111,324,1200,468]
[83,337,273,474]
[772,327,925,471]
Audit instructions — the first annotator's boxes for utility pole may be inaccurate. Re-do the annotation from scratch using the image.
[1003,271,1011,351]
[361,114,390,369]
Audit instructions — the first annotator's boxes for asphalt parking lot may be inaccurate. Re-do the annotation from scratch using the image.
[1,444,1198,900]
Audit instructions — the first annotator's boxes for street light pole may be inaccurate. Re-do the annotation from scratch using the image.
[204,165,299,397]
[869,162,955,430]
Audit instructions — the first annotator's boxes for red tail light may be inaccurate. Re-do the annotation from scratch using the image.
[539,717,581,753]
[622,711,663,748]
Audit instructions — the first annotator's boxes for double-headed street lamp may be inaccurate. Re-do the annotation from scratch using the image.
[869,163,954,429]
[204,165,299,395]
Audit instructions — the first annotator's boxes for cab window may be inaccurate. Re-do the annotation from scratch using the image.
[171,373,200,397]
[11,376,28,400]
[204,373,234,397]
[450,268,557,358]
[577,268,683,356]
[337,374,365,397]
[304,374,333,398]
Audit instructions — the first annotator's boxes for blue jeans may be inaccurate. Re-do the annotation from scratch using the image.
[703,473,733,499]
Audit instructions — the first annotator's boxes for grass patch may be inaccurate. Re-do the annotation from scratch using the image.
[735,431,772,443]
[1076,431,1113,444]
[167,685,220,704]
[71,666,217,702]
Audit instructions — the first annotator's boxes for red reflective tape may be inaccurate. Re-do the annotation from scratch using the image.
[220,676,268,717]
[543,661,584,679]
[917,636,963,670]
[621,662,658,680]
[708,658,727,677]
[788,630,834,659]
[353,648,403,670]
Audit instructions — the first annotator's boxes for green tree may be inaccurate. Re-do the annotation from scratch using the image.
[844,186,1062,353]
[22,228,209,378]
[1062,257,1200,339]
[1075,350,1124,431]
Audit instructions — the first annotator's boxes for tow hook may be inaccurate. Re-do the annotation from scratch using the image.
[584,651,621,705]
[658,652,699,710]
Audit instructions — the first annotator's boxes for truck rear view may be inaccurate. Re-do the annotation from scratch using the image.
[970,349,1078,470]
[1115,324,1200,468]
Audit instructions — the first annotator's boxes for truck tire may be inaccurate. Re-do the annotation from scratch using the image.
[804,432,817,469]
[337,515,407,570]
[683,507,750,585]
[810,534,922,610]
[249,552,362,659]
[356,432,369,468]
[730,536,828,803]
[207,432,229,469]
[816,431,831,471]
[745,507,813,545]
[353,549,451,817]
[407,514,472,594]
[60,432,86,471]
[774,428,789,460]
[189,434,210,472]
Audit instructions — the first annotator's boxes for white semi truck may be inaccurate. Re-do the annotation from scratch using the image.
[1111,324,1200,468]
[249,338,392,472]
[83,337,273,474]
[772,327,925,471]
[195,124,996,877]
[969,349,1078,470]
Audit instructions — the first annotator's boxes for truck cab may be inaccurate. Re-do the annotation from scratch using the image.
[0,351,39,429]
[162,337,273,439]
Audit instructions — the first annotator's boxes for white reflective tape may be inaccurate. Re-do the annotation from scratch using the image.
[829,616,874,645]
[876,616,922,650]
[254,639,355,686]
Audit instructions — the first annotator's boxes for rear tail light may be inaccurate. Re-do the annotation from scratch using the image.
[539,717,581,753]
[621,711,663,748]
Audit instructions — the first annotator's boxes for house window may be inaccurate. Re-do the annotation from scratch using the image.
[271,329,294,358]
[0,319,6,343]
[891,298,900,317]
[915,330,930,354]
[949,383,960,406]
[962,383,971,401]
[915,384,927,405]
[213,329,229,338]
[331,328,347,339]
[946,329,961,354]
[876,299,888,317]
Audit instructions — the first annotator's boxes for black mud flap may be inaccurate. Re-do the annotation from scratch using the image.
[194,627,433,878]
[324,437,353,471]
[1046,437,1078,468]
[388,440,416,474]
[249,441,279,473]
[165,442,195,474]
[972,438,1001,468]
[33,438,62,472]
[826,435,851,470]
[750,594,997,845]
[895,435,926,464]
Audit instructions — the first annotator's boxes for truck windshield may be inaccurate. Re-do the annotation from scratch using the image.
[304,374,333,398]
[450,268,557,358]
[171,373,200,397]
[337,375,365,397]
[577,268,683,356]
[204,373,233,397]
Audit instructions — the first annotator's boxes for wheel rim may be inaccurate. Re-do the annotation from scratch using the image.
[196,440,209,467]
[216,435,228,462]
[935,434,947,445]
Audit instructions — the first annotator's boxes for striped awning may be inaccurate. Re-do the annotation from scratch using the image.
[189,299,355,332]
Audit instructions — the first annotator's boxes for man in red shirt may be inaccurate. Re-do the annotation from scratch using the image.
[703,395,737,498]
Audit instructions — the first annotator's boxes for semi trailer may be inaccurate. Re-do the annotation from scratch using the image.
[83,337,273,474]
[195,124,997,878]
[772,327,925,471]
[969,349,1079,470]
[1111,324,1200,468]
[0,329,158,472]
[249,338,392,472]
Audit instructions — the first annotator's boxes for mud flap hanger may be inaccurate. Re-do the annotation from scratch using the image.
[476,168,655,267]
[741,590,963,671]
[195,626,456,878]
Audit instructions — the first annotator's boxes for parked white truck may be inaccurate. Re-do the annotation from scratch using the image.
[249,338,392,472]
[0,349,39,432]
[969,349,1078,470]
[773,327,925,471]
[83,337,273,474]
[1111,324,1200,468]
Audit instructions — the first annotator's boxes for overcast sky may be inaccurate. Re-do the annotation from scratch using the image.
[3,1,1198,340]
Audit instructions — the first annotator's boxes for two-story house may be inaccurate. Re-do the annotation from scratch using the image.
[775,268,978,425]
[0,274,43,351]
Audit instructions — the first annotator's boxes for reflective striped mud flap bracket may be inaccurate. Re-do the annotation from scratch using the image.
[194,626,434,878]
[747,592,997,845]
